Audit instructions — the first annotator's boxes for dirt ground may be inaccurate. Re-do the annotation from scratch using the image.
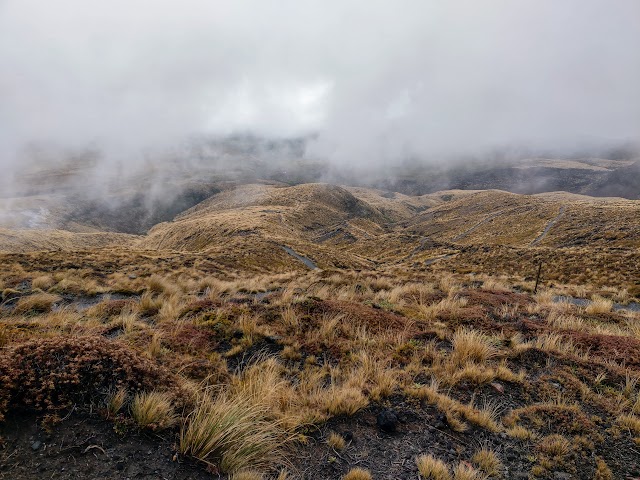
[0,412,210,480]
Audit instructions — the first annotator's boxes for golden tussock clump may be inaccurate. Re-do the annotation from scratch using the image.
[13,292,61,314]
[416,454,451,480]
[342,467,373,480]
[130,390,177,430]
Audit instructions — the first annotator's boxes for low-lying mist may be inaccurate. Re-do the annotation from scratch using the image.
[1,0,639,231]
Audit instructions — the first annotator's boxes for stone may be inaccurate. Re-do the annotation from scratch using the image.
[490,382,504,394]
[376,409,399,433]
[553,473,572,480]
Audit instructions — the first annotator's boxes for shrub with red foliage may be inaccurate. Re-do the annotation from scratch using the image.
[464,289,531,309]
[567,332,640,369]
[0,336,172,421]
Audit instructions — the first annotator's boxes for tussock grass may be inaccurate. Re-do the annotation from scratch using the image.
[450,328,497,366]
[14,293,60,314]
[179,393,287,473]
[138,292,163,316]
[536,434,571,457]
[131,390,177,430]
[418,296,468,321]
[2,244,638,476]
[471,448,501,476]
[228,357,302,427]
[31,275,55,290]
[325,385,368,416]
[327,432,346,450]
[343,468,372,480]
[506,425,537,441]
[146,333,164,358]
[0,325,8,348]
[105,387,128,417]
[228,471,264,480]
[533,290,555,306]
[594,457,614,480]
[522,333,585,358]
[617,413,640,434]
[585,295,613,315]
[416,454,451,479]
[280,306,298,329]
[407,380,501,432]
[452,463,484,480]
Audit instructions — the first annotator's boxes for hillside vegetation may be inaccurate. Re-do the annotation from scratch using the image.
[1,182,639,479]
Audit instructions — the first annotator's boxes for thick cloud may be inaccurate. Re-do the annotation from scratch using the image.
[1,0,638,176]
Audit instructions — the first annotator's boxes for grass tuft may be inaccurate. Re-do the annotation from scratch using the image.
[131,390,177,430]
[452,463,484,480]
[450,328,497,366]
[179,393,287,473]
[14,293,61,314]
[343,467,372,480]
[416,454,451,480]
[327,432,346,450]
[471,448,501,476]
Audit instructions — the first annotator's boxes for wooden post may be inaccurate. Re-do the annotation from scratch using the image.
[534,261,543,294]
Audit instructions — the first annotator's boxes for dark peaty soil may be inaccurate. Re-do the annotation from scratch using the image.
[288,397,536,480]
[0,412,210,480]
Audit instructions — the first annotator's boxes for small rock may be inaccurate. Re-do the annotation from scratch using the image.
[432,413,447,429]
[376,409,399,433]
[553,473,572,480]
[128,274,137,279]
[490,382,504,394]
[31,441,42,451]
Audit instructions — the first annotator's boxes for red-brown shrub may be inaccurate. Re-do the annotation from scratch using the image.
[0,336,172,420]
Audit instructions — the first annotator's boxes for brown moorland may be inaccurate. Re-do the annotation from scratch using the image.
[1,182,639,479]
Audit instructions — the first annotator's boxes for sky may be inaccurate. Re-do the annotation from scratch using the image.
[1,0,639,178]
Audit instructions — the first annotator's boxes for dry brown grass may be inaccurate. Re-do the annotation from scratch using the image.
[130,390,177,430]
[594,457,614,480]
[327,432,346,451]
[342,468,372,480]
[13,292,60,314]
[416,454,451,480]
[179,393,288,474]
[31,274,55,290]
[407,380,501,432]
[452,463,485,480]
[450,328,497,367]
[585,295,614,315]
[105,387,128,417]
[471,448,501,476]
[228,472,263,480]
[617,413,640,434]
[536,434,571,457]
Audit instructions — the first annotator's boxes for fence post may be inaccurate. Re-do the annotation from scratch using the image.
[534,261,543,294]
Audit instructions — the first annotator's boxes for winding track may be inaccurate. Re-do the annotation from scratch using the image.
[281,245,319,269]
[530,206,565,246]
